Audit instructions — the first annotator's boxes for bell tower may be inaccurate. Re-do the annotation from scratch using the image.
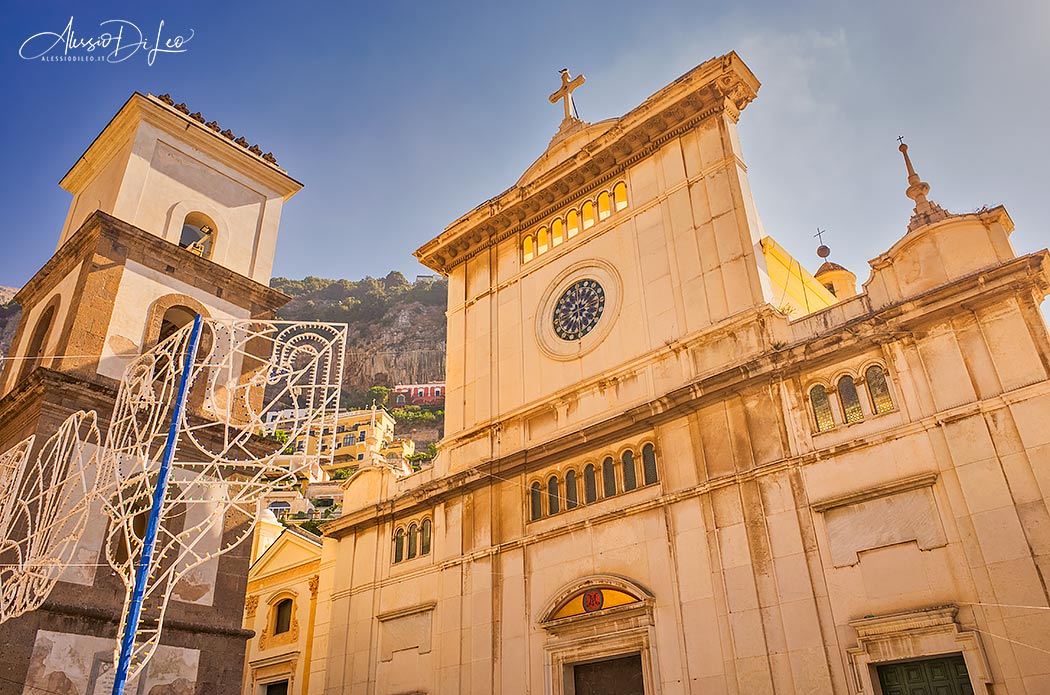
[0,92,300,395]
[0,92,301,693]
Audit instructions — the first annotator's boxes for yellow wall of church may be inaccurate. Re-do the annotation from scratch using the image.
[759,236,837,317]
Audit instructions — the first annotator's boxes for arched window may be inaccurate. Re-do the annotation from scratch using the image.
[583,464,598,504]
[621,450,637,491]
[582,201,595,230]
[602,457,617,498]
[597,191,611,221]
[530,482,543,521]
[407,523,418,559]
[393,528,405,562]
[420,519,432,556]
[865,365,894,414]
[110,476,161,566]
[19,303,57,382]
[537,227,549,255]
[522,235,535,263]
[565,470,578,509]
[613,182,628,211]
[547,476,560,515]
[809,385,835,432]
[179,212,217,259]
[642,443,658,485]
[837,376,864,424]
[274,598,293,634]
[112,507,150,567]
[551,218,564,247]
[566,209,580,239]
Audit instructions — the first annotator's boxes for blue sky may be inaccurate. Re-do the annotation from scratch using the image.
[2,1,1047,288]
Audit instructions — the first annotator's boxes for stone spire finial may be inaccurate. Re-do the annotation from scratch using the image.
[897,137,950,232]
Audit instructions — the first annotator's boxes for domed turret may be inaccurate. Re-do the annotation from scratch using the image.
[814,260,857,299]
[813,232,856,299]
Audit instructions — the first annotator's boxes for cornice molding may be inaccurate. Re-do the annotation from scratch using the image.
[811,473,938,512]
[13,210,290,313]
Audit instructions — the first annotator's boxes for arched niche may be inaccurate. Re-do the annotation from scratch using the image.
[179,211,218,258]
[18,294,62,383]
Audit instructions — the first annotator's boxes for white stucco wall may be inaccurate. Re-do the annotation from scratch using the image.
[98,259,253,381]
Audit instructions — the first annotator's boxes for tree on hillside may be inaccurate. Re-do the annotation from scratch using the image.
[367,385,390,408]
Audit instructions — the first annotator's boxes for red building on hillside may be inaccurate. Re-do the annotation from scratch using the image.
[393,382,444,406]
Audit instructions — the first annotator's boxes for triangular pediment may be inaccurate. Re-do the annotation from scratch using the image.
[515,118,617,188]
[249,527,321,580]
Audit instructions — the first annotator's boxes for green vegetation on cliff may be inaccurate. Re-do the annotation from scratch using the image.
[271,271,446,325]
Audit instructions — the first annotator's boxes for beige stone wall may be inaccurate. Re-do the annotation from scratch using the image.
[60,139,134,250]
[443,111,781,468]
[316,287,1050,693]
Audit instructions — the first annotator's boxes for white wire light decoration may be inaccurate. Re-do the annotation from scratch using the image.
[0,411,101,623]
[100,318,345,682]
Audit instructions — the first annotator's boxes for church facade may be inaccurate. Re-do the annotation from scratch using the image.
[310,53,1050,695]
[0,93,300,694]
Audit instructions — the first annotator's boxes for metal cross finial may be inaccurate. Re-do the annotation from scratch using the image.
[549,68,585,121]
[815,228,831,259]
[897,135,906,145]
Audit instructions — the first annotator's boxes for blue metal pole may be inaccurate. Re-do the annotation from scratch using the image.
[112,314,203,695]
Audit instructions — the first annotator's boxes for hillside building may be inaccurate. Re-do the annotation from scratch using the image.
[292,407,415,474]
[393,382,445,406]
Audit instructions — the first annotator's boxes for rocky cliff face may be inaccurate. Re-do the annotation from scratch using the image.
[0,287,20,356]
[271,272,448,392]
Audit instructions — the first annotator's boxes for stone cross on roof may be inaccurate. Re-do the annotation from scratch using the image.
[549,69,585,121]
